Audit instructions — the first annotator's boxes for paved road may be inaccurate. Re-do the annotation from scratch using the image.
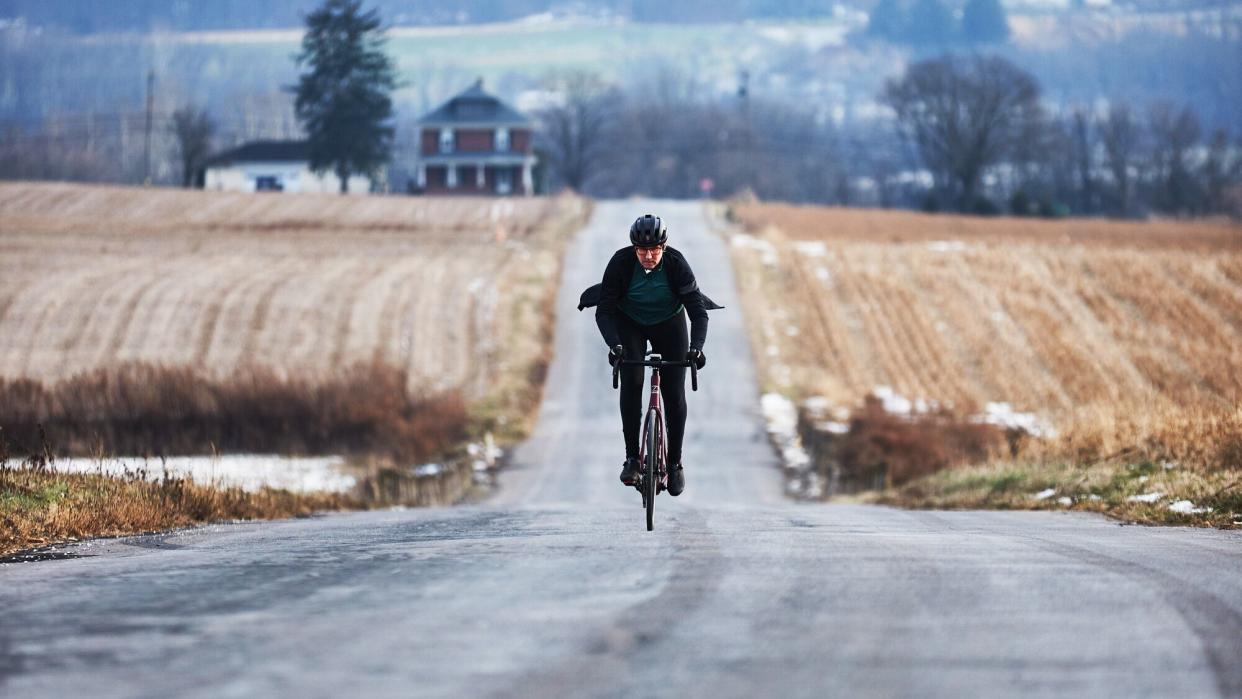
[3,201,1241,698]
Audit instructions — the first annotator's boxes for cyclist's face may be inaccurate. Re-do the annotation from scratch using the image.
[635,244,664,270]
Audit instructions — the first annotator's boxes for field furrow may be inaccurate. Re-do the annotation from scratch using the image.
[725,201,1242,437]
[0,182,587,404]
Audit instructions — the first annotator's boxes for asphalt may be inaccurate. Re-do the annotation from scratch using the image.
[2,201,1240,699]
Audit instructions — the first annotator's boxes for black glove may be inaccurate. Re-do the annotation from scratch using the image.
[608,344,625,367]
[687,348,706,370]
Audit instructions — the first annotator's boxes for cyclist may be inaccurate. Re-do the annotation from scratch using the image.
[594,214,710,496]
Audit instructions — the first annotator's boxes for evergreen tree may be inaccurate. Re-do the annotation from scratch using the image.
[902,0,954,48]
[962,0,1010,44]
[293,0,397,193]
[866,0,905,42]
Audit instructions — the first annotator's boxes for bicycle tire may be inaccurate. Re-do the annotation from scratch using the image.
[644,410,658,531]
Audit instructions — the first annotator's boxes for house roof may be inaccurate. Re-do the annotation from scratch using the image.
[417,80,532,126]
[204,140,309,167]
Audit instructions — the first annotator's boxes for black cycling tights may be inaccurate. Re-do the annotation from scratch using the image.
[616,309,688,465]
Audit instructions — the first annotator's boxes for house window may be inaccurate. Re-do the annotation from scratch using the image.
[495,128,510,152]
[439,129,454,154]
[496,168,512,195]
[255,175,283,192]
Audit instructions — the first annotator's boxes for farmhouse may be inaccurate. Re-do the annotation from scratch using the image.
[415,80,536,196]
[201,140,375,194]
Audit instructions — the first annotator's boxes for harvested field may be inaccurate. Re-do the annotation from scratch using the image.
[726,202,1242,520]
[729,202,1242,428]
[0,182,588,406]
[0,182,586,553]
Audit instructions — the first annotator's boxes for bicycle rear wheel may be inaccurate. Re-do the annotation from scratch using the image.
[644,410,658,531]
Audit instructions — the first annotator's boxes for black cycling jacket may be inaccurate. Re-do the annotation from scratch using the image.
[578,245,722,352]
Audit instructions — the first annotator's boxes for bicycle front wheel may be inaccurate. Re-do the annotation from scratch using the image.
[644,409,658,531]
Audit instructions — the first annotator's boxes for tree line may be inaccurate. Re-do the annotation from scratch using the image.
[4,0,1239,219]
[537,55,1242,219]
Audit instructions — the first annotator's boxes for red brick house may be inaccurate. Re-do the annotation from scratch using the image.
[415,80,536,196]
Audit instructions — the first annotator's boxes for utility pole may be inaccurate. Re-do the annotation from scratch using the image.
[737,69,752,190]
[737,70,751,147]
[144,70,154,185]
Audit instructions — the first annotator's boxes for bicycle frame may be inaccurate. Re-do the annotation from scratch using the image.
[640,362,669,492]
[612,352,698,521]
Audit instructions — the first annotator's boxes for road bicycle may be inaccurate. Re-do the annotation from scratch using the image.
[612,351,698,531]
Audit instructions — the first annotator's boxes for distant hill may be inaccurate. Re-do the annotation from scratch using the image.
[0,0,845,34]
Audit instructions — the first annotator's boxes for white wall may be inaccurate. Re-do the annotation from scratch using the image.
[204,162,373,194]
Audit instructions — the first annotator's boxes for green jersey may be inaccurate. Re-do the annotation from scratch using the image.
[618,260,684,326]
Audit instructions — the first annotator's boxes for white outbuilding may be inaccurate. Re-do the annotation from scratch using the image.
[201,140,376,194]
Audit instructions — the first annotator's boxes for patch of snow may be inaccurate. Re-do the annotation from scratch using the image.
[414,463,442,477]
[817,421,850,434]
[926,240,969,253]
[1162,460,1178,470]
[465,433,502,467]
[730,233,779,266]
[802,395,832,417]
[1033,487,1057,500]
[1057,496,1073,506]
[803,471,824,499]
[761,392,812,473]
[872,385,913,414]
[782,444,810,469]
[793,240,828,257]
[1127,492,1165,504]
[1168,500,1211,514]
[814,266,832,282]
[48,455,356,493]
[975,402,1057,438]
[1088,494,1103,501]
[785,325,800,337]
[761,393,799,440]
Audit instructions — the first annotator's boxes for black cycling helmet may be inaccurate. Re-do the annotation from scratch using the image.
[629,214,668,248]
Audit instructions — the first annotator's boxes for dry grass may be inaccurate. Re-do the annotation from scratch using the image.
[0,182,589,555]
[731,202,1242,250]
[866,457,1242,528]
[802,397,1011,493]
[0,181,589,447]
[0,362,468,462]
[0,182,588,402]
[0,450,359,558]
[725,201,1242,524]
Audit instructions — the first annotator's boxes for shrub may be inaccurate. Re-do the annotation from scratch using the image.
[0,362,467,463]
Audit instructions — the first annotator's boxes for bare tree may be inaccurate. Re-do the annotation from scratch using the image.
[882,54,1042,212]
[536,72,615,192]
[170,106,215,188]
[1199,129,1242,217]
[1098,102,1142,216]
[1147,101,1202,215]
[1070,108,1097,214]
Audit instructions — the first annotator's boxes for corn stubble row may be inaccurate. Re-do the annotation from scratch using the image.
[0,182,580,401]
[730,203,1242,471]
